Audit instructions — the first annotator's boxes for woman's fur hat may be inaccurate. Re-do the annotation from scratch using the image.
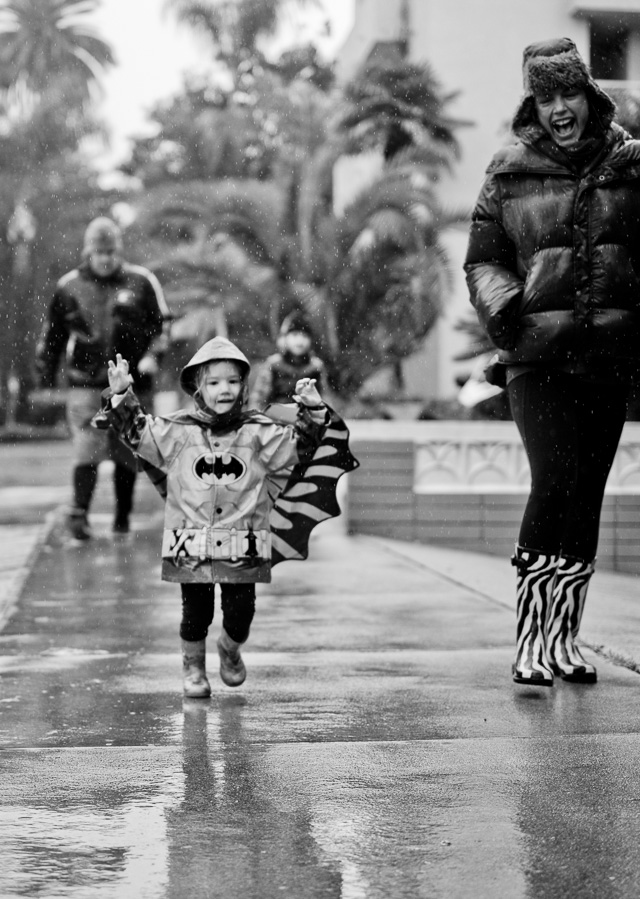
[512,37,616,132]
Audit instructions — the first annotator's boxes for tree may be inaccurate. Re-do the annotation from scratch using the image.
[0,156,121,424]
[0,0,115,422]
[122,43,467,406]
[609,86,640,138]
[336,58,465,166]
[123,178,295,386]
[164,0,319,75]
[122,86,264,183]
[0,0,114,96]
[123,155,466,400]
[273,43,333,91]
[315,161,466,394]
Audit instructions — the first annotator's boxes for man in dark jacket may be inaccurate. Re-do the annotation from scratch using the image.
[465,38,640,689]
[36,216,171,540]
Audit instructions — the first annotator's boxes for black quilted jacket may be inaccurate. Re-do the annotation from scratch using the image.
[465,122,640,373]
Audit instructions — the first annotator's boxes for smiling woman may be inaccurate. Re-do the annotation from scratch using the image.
[534,87,589,147]
[465,37,640,690]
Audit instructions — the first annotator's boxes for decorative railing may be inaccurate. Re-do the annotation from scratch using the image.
[348,420,640,493]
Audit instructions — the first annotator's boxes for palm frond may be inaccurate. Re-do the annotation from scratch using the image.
[336,57,464,163]
[0,0,113,93]
[165,0,223,42]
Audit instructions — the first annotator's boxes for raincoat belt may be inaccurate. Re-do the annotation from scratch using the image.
[162,526,271,562]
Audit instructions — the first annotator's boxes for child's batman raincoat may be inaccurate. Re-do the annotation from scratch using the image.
[94,337,358,584]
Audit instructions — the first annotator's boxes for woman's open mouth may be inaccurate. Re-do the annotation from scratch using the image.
[551,116,577,140]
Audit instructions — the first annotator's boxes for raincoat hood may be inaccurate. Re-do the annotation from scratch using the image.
[179,337,251,396]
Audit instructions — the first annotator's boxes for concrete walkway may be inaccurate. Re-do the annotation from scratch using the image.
[0,441,72,631]
[2,441,640,898]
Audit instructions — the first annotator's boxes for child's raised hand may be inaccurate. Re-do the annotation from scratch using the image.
[293,377,323,407]
[108,354,133,394]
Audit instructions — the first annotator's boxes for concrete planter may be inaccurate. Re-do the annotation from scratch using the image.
[347,419,640,574]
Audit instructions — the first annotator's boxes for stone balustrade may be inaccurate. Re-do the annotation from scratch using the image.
[347,420,640,573]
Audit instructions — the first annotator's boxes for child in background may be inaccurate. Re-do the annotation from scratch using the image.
[100,336,332,698]
[250,311,326,410]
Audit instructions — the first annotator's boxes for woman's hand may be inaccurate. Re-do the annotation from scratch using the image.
[293,377,323,407]
[108,354,133,394]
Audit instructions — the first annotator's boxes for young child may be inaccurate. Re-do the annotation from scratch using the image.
[250,310,326,410]
[100,336,337,698]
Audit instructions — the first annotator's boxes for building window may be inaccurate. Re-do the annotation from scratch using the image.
[590,20,628,80]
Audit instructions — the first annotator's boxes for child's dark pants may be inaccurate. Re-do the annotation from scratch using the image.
[180,583,256,643]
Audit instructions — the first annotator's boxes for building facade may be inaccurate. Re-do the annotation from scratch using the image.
[336,0,640,401]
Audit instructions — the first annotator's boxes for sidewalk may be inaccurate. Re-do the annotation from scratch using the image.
[370,537,640,674]
[4,475,639,682]
[0,440,72,630]
[3,443,640,898]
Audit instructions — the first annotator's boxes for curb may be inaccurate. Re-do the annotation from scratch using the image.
[0,506,62,633]
[365,534,640,678]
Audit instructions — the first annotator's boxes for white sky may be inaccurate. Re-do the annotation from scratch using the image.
[90,0,355,170]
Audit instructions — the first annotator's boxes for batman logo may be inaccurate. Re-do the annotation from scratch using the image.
[193,452,246,485]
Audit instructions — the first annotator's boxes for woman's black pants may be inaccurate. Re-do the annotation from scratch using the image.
[180,583,256,643]
[507,370,628,560]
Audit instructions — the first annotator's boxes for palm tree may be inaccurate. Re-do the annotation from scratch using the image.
[315,161,467,393]
[0,0,114,96]
[336,58,466,165]
[164,0,317,74]
[125,159,467,398]
[126,178,294,371]
[609,85,640,138]
[121,44,469,403]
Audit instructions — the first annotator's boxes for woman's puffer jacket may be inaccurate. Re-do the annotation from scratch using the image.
[464,122,640,369]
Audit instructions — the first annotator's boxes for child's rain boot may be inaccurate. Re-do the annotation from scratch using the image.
[217,629,247,687]
[181,639,211,698]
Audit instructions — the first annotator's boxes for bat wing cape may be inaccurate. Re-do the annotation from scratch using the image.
[267,407,359,566]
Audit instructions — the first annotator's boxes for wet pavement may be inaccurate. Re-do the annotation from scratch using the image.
[2,442,640,897]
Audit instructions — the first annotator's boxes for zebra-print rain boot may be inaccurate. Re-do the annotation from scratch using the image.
[512,545,559,687]
[546,555,597,683]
